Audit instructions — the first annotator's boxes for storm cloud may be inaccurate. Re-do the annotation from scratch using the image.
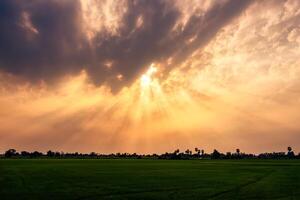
[0,0,252,90]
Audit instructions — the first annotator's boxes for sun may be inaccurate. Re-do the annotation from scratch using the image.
[140,64,158,88]
[141,74,151,87]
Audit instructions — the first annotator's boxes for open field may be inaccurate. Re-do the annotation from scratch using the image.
[1,159,300,199]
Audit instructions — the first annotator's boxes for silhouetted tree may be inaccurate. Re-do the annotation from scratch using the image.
[2,147,298,160]
[4,149,17,158]
[185,149,190,155]
[235,148,241,159]
[47,150,55,157]
[55,152,61,157]
[31,151,43,157]
[226,152,232,158]
[21,151,30,157]
[195,148,201,156]
[287,146,295,158]
[90,152,97,157]
[211,149,221,159]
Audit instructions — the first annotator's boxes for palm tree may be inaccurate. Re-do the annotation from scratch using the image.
[195,148,201,156]
[185,149,190,155]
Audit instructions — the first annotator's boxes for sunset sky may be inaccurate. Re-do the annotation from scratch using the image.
[1,0,300,154]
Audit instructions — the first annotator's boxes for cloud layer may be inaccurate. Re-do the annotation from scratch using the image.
[0,0,251,90]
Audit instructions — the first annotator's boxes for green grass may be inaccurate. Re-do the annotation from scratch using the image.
[1,159,300,199]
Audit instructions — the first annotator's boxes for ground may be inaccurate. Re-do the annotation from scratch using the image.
[0,159,300,199]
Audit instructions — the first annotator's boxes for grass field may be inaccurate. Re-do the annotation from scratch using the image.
[1,159,300,199]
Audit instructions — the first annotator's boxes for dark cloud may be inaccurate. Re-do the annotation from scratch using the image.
[0,0,89,80]
[0,0,252,91]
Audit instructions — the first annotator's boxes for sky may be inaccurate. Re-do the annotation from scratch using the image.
[1,0,300,154]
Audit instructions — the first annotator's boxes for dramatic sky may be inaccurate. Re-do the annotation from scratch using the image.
[1,0,300,154]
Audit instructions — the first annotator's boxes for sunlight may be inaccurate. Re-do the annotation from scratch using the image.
[140,74,151,87]
[140,64,158,88]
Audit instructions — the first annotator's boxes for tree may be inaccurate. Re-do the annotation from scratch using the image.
[90,152,97,157]
[4,149,17,158]
[211,149,221,159]
[55,152,61,157]
[21,151,30,157]
[235,148,241,159]
[31,151,43,157]
[185,149,190,155]
[47,150,55,157]
[287,146,295,158]
[226,152,232,158]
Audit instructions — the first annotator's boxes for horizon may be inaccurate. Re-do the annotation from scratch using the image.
[1,0,300,154]
[1,146,298,156]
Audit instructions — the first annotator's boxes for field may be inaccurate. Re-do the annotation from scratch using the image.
[1,159,300,199]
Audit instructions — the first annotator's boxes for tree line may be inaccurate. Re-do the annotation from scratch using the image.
[1,147,298,159]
